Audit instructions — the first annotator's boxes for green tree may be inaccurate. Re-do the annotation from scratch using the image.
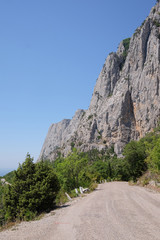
[55,149,90,191]
[146,138,160,172]
[4,154,60,221]
[0,182,5,226]
[123,141,147,181]
[33,161,60,212]
[109,157,130,181]
[91,161,108,180]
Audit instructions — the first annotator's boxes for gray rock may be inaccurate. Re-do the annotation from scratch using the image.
[38,2,160,161]
[149,180,156,187]
[38,109,85,160]
[156,182,160,187]
[1,178,11,185]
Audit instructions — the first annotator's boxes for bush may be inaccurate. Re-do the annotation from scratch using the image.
[153,20,160,27]
[89,182,98,191]
[153,8,156,14]
[88,115,93,120]
[122,38,131,59]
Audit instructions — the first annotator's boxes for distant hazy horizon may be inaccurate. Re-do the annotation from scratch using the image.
[0,168,15,177]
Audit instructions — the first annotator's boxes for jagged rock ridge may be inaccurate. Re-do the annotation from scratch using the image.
[39,2,160,161]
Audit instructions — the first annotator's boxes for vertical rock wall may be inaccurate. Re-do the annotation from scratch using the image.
[38,2,160,161]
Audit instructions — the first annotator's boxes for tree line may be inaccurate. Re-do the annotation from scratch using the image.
[0,126,160,226]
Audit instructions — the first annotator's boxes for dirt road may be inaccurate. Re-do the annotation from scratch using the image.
[1,182,160,240]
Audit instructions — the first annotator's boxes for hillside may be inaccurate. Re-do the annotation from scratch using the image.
[39,1,160,161]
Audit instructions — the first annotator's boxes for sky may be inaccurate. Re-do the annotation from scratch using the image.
[0,0,156,175]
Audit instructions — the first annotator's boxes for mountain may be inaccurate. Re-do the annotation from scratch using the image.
[39,2,160,161]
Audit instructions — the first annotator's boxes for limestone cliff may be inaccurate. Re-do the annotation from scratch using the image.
[39,2,160,161]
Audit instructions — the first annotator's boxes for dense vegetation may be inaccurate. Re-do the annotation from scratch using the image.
[0,182,5,226]
[0,154,60,223]
[0,126,160,226]
[52,146,129,191]
[3,171,15,184]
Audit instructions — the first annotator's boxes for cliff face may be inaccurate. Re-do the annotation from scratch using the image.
[39,2,160,161]
[39,109,85,160]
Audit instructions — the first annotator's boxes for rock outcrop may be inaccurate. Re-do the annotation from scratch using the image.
[39,2,160,161]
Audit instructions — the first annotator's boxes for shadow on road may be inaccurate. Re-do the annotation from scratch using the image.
[55,204,70,210]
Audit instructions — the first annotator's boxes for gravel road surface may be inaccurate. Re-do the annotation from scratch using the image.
[1,182,160,240]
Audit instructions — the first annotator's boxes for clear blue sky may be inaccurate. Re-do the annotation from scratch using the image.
[0,0,156,175]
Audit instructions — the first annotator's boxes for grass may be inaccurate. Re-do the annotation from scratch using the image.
[0,221,18,232]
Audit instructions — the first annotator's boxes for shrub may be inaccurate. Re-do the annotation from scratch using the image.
[88,115,93,120]
[153,8,156,14]
[153,20,160,27]
[122,38,131,59]
[89,182,98,191]
[97,135,102,140]
[71,142,75,149]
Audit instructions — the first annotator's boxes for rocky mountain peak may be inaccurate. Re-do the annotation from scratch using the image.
[38,2,160,161]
